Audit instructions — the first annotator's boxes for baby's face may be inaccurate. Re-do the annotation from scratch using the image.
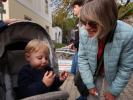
[27,50,49,69]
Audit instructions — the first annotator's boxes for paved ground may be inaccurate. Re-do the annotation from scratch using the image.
[60,74,80,100]
[118,74,133,100]
[60,74,133,100]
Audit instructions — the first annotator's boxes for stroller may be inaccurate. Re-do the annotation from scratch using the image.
[0,21,69,100]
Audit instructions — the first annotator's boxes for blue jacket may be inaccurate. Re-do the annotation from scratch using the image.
[71,52,78,75]
[78,20,133,96]
[17,64,63,99]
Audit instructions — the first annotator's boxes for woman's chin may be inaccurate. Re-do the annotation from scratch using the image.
[88,32,95,37]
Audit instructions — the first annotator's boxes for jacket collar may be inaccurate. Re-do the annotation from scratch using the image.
[106,23,117,43]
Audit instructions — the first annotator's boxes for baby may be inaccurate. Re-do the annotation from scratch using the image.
[17,39,68,99]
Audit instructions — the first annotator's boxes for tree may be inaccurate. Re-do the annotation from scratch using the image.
[118,2,133,20]
[52,0,76,44]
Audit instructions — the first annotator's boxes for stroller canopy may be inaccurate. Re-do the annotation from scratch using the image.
[0,21,58,72]
[0,21,69,100]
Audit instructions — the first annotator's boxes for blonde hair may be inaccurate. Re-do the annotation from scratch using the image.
[25,39,50,57]
[80,0,118,37]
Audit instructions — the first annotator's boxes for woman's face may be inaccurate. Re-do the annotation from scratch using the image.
[83,21,98,37]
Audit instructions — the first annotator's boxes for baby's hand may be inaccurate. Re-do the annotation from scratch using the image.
[59,71,69,81]
[42,71,56,87]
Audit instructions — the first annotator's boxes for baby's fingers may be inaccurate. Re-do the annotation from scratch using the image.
[52,74,56,79]
[61,71,69,78]
[44,71,49,76]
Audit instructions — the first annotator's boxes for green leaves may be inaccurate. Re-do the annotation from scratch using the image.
[52,0,76,43]
[118,3,133,19]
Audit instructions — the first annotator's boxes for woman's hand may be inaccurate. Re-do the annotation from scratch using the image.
[59,71,69,81]
[104,92,115,100]
[88,87,98,96]
[42,71,55,87]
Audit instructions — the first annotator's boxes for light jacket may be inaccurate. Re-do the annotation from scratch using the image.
[78,20,133,96]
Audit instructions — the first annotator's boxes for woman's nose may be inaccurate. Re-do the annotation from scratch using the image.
[85,24,91,30]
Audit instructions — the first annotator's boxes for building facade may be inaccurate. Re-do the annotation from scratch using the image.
[2,0,52,34]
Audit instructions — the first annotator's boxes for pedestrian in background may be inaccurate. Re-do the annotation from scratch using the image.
[71,0,89,100]
[71,0,89,41]
[71,40,79,75]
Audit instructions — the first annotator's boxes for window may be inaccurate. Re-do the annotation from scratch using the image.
[17,0,50,19]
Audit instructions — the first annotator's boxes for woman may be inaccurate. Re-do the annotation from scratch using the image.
[78,0,133,100]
